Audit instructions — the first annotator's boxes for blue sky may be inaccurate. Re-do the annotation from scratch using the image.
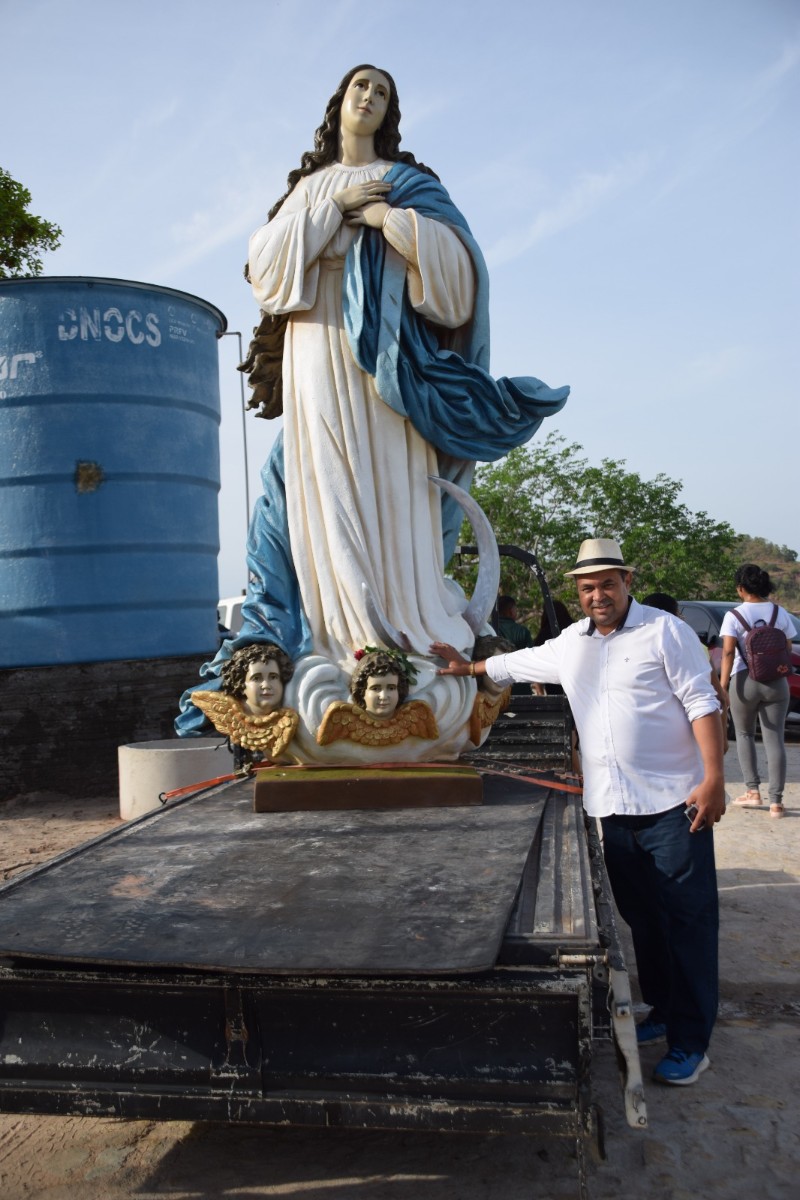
[3,0,797,598]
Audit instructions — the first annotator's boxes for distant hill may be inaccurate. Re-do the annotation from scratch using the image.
[730,536,799,612]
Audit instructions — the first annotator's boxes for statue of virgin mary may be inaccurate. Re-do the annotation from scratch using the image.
[177,64,568,763]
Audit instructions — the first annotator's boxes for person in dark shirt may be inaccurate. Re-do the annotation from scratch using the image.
[495,595,534,649]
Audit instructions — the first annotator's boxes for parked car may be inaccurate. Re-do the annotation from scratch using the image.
[679,600,800,722]
[217,595,245,641]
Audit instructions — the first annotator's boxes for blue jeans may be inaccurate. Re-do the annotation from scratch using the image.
[601,804,719,1054]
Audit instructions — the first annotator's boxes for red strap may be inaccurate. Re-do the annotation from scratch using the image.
[473,765,584,795]
[161,767,272,800]
[731,608,751,632]
[255,760,478,774]
[161,761,584,800]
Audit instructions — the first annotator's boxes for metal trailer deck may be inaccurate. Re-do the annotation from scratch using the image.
[0,705,646,1178]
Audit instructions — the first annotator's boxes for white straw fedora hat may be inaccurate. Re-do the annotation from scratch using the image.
[565,537,634,577]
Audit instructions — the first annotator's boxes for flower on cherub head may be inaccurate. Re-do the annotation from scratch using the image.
[351,651,408,713]
[350,647,420,715]
[354,645,418,684]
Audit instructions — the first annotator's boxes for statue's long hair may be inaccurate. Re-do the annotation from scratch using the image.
[265,63,439,222]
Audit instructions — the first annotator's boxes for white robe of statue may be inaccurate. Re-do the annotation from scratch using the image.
[247,160,481,762]
[249,160,477,662]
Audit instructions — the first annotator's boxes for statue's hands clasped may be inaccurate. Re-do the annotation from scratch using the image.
[334,179,392,228]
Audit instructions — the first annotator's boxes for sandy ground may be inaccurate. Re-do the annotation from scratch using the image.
[0,738,798,1199]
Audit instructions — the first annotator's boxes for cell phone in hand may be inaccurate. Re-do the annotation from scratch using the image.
[685,803,706,829]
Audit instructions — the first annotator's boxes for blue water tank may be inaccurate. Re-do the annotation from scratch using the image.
[0,277,227,667]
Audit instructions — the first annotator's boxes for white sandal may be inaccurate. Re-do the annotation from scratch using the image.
[733,790,763,807]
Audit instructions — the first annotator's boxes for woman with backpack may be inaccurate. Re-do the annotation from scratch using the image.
[719,564,795,817]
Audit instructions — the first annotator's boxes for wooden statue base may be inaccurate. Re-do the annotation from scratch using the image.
[253,765,484,813]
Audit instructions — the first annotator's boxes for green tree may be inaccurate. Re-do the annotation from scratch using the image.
[576,459,737,600]
[0,168,62,277]
[452,436,588,623]
[450,433,738,627]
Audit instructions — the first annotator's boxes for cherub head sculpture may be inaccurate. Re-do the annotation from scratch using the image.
[220,643,294,716]
[473,634,515,661]
[350,649,412,720]
[472,635,515,695]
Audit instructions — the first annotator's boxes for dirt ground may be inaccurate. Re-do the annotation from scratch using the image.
[1,738,798,1200]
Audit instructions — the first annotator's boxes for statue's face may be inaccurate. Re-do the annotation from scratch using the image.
[363,672,400,719]
[340,68,390,138]
[242,659,283,714]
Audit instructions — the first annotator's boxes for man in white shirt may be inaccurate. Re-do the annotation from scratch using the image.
[433,538,726,1086]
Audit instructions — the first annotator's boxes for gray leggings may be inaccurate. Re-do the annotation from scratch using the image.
[729,671,790,804]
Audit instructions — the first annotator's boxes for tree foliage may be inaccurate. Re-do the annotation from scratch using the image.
[0,168,62,278]
[450,433,739,627]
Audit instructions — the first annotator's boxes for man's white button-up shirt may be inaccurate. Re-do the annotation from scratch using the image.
[484,599,721,818]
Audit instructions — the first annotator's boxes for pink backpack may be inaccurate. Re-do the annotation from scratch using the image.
[731,606,792,683]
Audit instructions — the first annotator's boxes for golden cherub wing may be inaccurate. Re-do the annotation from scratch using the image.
[468,687,512,744]
[317,700,438,747]
[192,690,245,740]
[252,709,299,759]
[317,701,359,746]
[396,700,439,741]
[192,691,298,757]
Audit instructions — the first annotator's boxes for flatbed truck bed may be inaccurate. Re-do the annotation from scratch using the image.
[0,700,646,1188]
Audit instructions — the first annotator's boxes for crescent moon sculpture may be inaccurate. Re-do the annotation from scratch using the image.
[428,475,500,635]
[359,477,500,651]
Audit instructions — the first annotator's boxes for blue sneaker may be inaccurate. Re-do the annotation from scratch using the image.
[636,1016,667,1044]
[653,1049,710,1086]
